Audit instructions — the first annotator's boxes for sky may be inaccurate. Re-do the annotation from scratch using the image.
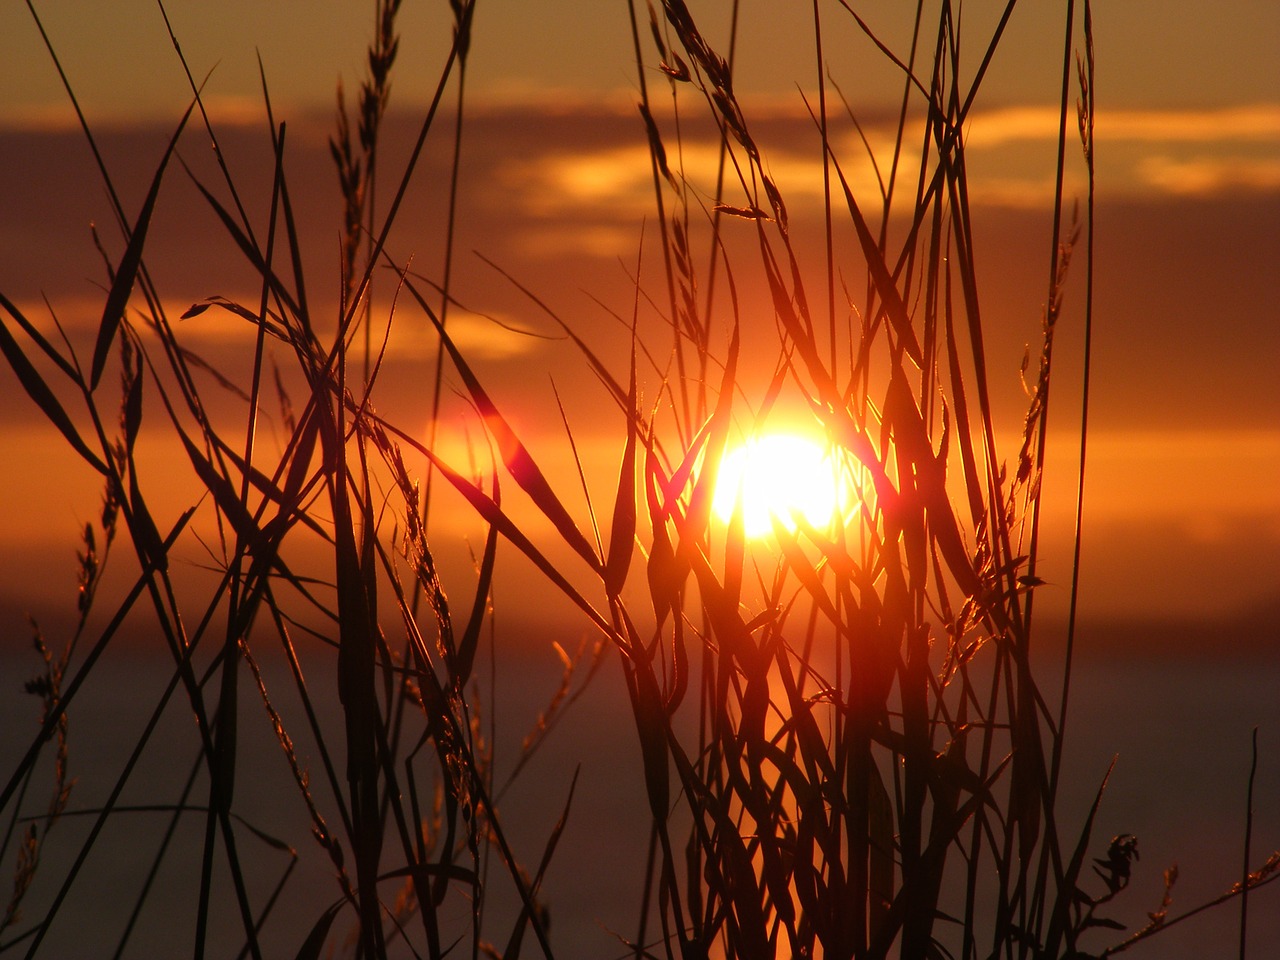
[1,0,1278,631]
[3,1,1279,118]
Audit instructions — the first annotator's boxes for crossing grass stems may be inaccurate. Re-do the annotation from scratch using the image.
[2,1,1277,958]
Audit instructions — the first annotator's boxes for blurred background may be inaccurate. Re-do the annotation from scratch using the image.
[1,2,1276,957]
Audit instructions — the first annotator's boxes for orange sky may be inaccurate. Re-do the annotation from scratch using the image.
[3,13,1277,960]
[3,1,1278,119]
[1,2,1278,638]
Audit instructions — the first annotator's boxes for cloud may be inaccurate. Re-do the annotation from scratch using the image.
[962,106,1063,146]
[0,94,272,133]
[960,173,1088,210]
[374,308,549,361]
[964,103,1280,146]
[493,102,1280,230]
[961,103,1280,202]
[506,223,642,260]
[4,295,545,365]
[1137,154,1280,197]
[1103,106,1280,199]
[500,143,656,217]
[1074,428,1280,526]
[494,130,897,245]
[1103,104,1280,143]
[173,299,549,361]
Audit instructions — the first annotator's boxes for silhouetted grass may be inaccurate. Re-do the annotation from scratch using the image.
[1,1,1276,959]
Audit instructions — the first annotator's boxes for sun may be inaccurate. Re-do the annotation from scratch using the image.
[711,431,849,538]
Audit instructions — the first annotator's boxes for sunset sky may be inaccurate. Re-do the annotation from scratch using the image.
[1,5,1278,957]
[1,0,1277,634]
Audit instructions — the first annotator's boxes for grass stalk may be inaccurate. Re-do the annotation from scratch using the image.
[3,3,1274,959]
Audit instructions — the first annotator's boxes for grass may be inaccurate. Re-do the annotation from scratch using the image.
[1,1,1277,958]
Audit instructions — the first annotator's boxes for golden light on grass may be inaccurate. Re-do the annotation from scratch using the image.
[712,431,850,537]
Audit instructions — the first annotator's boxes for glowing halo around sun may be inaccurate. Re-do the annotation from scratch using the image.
[711,432,852,538]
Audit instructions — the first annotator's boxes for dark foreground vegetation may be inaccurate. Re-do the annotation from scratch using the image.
[2,2,1275,958]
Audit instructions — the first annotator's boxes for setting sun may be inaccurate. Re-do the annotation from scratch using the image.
[712,432,849,537]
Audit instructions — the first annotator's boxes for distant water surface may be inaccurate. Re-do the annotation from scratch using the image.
[1,625,1276,959]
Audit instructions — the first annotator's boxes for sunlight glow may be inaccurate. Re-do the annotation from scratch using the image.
[712,432,850,538]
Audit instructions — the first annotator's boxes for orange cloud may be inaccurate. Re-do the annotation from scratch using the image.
[494,130,901,252]
[961,104,1280,202]
[1138,154,1280,197]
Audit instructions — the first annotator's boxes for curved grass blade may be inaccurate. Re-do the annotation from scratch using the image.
[500,768,580,959]
[827,150,923,367]
[175,427,262,547]
[455,509,497,687]
[90,101,195,391]
[605,338,640,597]
[0,292,78,381]
[404,277,603,573]
[292,903,343,960]
[179,170,305,325]
[1043,757,1114,958]
[0,312,107,475]
[373,414,612,636]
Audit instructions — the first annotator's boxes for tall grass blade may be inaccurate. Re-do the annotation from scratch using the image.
[1044,759,1115,957]
[292,903,342,960]
[501,769,580,959]
[406,280,603,573]
[606,341,640,597]
[827,154,923,366]
[0,314,107,475]
[1240,727,1258,960]
[455,515,497,688]
[179,175,305,323]
[0,293,78,381]
[89,103,193,391]
[408,436,610,634]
